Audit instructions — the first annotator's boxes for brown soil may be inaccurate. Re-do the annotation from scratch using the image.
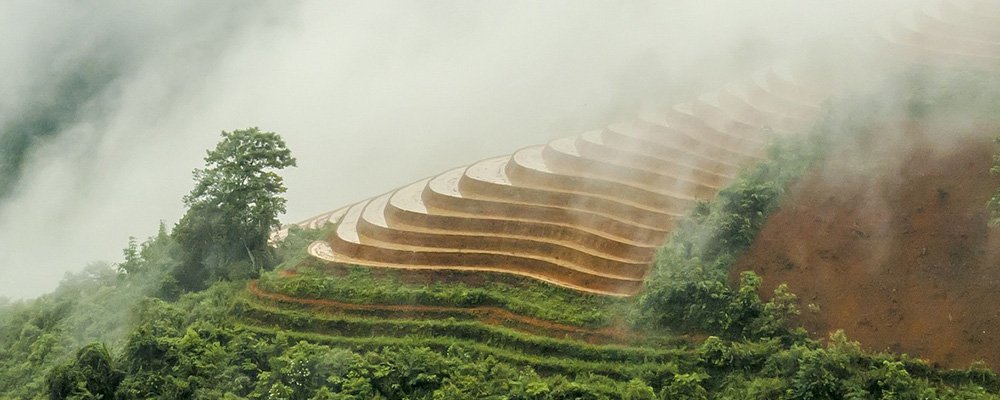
[246,280,640,344]
[734,118,1000,369]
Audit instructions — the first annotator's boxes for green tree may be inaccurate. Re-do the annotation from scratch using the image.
[173,127,296,290]
[46,343,123,400]
[622,378,657,400]
[250,341,357,400]
[116,236,142,276]
[660,373,708,400]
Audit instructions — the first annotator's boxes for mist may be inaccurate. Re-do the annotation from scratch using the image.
[0,0,917,299]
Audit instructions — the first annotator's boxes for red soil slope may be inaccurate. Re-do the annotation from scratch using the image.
[734,119,1000,369]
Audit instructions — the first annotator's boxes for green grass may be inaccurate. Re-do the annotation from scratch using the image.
[235,294,684,364]
[235,323,686,380]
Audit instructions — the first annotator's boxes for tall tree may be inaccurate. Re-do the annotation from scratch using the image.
[172,127,296,290]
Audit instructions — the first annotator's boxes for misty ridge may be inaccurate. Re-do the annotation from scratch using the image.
[0,0,919,299]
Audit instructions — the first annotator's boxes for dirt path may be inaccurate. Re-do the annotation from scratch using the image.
[246,280,640,343]
[734,120,1000,369]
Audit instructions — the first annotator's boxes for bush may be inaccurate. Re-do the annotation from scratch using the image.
[46,343,123,400]
[636,114,827,338]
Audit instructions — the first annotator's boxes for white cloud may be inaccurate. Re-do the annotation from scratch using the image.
[0,0,916,298]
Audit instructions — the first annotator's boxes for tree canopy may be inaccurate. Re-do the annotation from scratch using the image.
[172,127,296,290]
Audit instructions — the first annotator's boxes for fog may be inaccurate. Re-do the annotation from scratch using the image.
[0,0,917,299]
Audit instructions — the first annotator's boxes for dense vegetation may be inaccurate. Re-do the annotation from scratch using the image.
[3,71,1000,398]
[0,226,173,398]
[5,232,998,399]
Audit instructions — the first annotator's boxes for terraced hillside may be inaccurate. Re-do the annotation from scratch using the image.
[10,2,1000,400]
[276,62,826,298]
[272,0,1000,298]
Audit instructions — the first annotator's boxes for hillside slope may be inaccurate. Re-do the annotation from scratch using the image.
[735,118,1000,369]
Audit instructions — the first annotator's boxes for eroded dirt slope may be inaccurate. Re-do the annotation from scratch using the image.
[734,119,1000,369]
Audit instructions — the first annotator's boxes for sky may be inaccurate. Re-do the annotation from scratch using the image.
[0,0,916,299]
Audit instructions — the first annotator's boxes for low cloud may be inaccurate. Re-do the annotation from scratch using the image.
[0,0,915,298]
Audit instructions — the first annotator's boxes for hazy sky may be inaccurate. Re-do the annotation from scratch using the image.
[0,0,914,298]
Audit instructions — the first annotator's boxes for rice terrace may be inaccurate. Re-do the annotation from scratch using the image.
[5,0,1000,398]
